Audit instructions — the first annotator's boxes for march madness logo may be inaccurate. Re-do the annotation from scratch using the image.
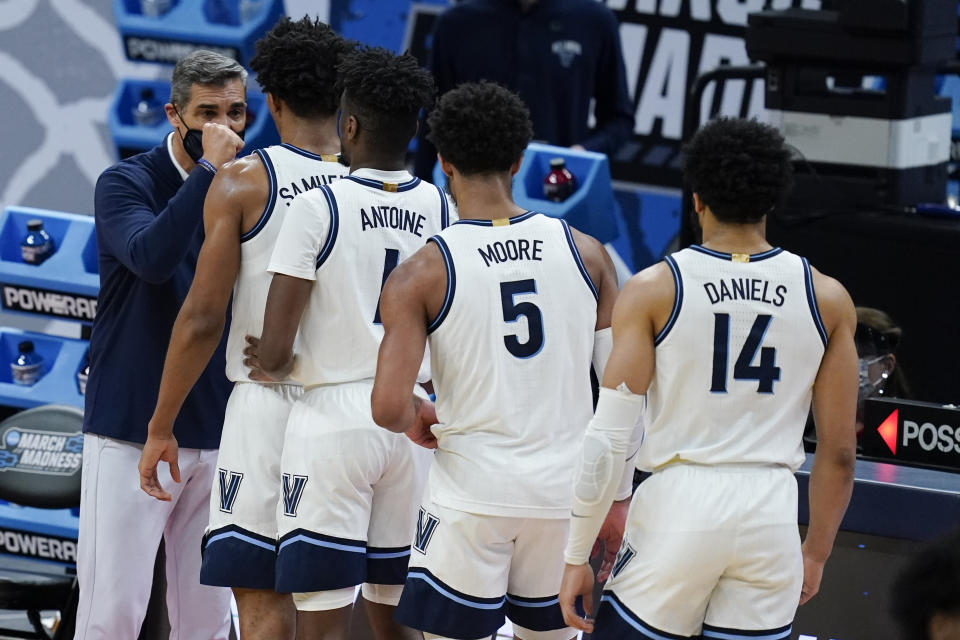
[863,399,960,472]
[0,427,83,476]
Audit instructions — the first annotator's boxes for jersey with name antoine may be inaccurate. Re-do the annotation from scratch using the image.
[640,245,828,473]
[427,211,598,518]
[226,143,346,383]
[267,168,451,386]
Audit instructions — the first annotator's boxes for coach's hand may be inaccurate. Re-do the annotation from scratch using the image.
[559,562,596,632]
[201,122,244,169]
[594,497,630,582]
[139,433,180,502]
[405,398,438,449]
[799,544,825,605]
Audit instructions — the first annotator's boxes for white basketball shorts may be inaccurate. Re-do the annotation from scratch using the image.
[395,499,573,640]
[594,464,803,640]
[201,382,301,589]
[274,381,431,603]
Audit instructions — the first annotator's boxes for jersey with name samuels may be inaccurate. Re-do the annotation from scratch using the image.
[268,168,451,386]
[427,212,598,518]
[640,245,828,473]
[226,143,347,383]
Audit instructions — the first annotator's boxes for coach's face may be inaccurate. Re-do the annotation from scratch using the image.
[166,79,247,139]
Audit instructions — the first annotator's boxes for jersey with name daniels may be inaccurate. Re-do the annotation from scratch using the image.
[641,245,827,473]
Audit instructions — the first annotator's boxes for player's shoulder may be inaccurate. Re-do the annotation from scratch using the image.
[385,237,446,296]
[619,260,675,307]
[208,154,268,200]
[808,263,856,332]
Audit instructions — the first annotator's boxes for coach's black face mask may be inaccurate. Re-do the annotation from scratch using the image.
[173,105,244,163]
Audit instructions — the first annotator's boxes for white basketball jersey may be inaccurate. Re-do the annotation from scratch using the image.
[427,212,598,518]
[270,168,450,386]
[226,144,346,383]
[639,245,828,473]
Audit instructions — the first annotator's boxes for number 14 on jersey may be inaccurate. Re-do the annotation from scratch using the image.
[711,313,781,394]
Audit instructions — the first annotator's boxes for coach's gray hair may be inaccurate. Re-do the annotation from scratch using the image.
[170,50,248,108]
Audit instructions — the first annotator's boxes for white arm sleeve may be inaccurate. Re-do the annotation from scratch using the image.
[615,415,645,501]
[565,385,645,565]
[592,327,613,381]
[592,327,639,501]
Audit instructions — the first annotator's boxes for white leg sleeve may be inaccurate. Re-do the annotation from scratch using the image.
[564,385,645,565]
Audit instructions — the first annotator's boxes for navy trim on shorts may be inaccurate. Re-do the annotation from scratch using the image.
[701,622,793,640]
[689,245,784,262]
[802,257,828,347]
[275,528,366,593]
[426,236,456,334]
[343,175,421,192]
[200,524,277,590]
[366,544,411,585]
[395,567,506,638]
[505,593,566,632]
[560,220,599,301]
[435,184,450,229]
[241,149,277,243]
[593,592,692,640]
[654,255,683,346]
[453,210,537,226]
[315,185,339,269]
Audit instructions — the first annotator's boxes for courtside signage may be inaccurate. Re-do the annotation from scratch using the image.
[1,283,97,321]
[862,398,960,473]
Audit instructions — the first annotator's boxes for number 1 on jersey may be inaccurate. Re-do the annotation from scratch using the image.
[373,248,400,324]
[710,313,780,393]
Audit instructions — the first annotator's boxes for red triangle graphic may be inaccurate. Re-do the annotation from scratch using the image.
[877,409,898,455]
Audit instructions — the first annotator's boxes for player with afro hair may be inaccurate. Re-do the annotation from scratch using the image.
[250,16,353,119]
[427,80,533,176]
[336,46,435,166]
[683,117,794,225]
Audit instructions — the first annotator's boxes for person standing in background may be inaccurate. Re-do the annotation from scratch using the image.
[413,0,635,179]
[77,50,244,639]
[138,18,352,640]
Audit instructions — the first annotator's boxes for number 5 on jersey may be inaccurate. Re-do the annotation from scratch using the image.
[500,279,544,359]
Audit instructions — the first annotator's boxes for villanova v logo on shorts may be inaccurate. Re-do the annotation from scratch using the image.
[218,469,243,514]
[413,507,439,554]
[282,473,308,517]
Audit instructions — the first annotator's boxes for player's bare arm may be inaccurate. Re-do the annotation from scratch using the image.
[371,242,446,437]
[140,157,266,501]
[245,273,312,381]
[558,262,674,632]
[569,226,617,331]
[801,268,857,605]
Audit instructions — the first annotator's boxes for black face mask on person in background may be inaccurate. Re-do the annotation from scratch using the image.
[172,105,244,162]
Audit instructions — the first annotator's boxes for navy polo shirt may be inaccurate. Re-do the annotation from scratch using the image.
[84,134,231,449]
[414,0,635,177]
